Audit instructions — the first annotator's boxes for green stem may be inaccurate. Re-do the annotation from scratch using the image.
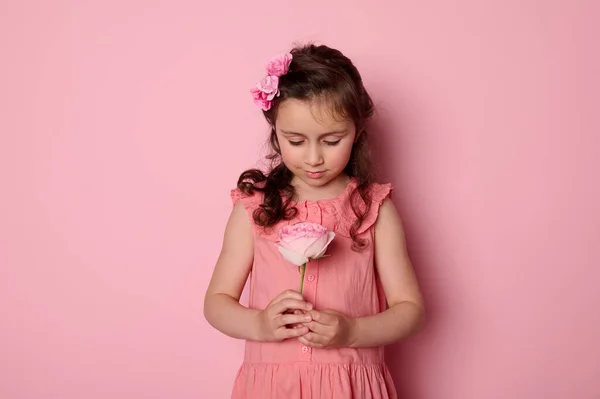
[299,263,306,294]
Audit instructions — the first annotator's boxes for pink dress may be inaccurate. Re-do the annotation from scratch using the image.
[230,178,397,399]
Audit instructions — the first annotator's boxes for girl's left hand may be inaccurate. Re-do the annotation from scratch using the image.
[298,309,356,348]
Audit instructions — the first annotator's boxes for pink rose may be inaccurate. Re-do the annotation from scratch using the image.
[276,222,335,294]
[250,86,272,111]
[250,53,293,111]
[256,75,280,100]
[266,52,292,77]
[250,75,281,111]
[276,222,335,266]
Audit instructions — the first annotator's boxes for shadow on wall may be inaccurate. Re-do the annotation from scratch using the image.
[369,105,443,399]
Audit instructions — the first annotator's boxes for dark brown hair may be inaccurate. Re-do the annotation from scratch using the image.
[238,43,375,250]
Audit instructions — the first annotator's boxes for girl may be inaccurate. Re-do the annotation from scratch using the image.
[204,43,425,398]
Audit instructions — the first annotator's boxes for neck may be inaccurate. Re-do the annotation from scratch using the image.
[292,174,351,202]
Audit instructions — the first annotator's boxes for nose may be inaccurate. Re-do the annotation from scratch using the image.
[304,143,324,167]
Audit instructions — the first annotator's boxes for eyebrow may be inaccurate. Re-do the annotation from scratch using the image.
[279,129,348,137]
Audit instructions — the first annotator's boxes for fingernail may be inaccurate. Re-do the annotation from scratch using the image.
[304,314,311,320]
[306,303,313,310]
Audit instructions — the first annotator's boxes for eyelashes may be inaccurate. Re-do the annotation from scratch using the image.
[288,140,341,147]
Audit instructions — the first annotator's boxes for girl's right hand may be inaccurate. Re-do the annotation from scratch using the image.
[256,290,313,342]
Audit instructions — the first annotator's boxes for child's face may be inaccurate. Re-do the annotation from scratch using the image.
[275,98,356,189]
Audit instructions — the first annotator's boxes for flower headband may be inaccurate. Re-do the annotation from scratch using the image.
[250,52,293,111]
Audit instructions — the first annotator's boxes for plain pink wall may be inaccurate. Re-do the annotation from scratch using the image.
[1,1,599,398]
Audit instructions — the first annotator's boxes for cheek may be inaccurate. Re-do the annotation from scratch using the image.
[279,145,302,165]
[328,144,353,167]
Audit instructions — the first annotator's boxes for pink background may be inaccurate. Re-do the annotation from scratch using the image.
[1,1,599,398]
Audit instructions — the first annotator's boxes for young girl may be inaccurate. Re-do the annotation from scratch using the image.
[204,43,425,399]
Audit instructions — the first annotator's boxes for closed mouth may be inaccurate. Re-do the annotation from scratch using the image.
[306,170,326,178]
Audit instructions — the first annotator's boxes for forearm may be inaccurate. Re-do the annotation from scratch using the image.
[204,293,262,341]
[349,301,424,348]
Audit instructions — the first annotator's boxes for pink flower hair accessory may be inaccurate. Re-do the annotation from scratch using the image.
[250,52,292,111]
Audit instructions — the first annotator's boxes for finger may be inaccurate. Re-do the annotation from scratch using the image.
[284,323,307,330]
[279,325,309,339]
[303,320,328,335]
[290,309,308,326]
[272,298,313,315]
[283,309,304,317]
[308,310,334,325]
[280,312,312,326]
[298,333,324,348]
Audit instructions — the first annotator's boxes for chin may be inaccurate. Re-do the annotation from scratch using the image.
[304,178,330,187]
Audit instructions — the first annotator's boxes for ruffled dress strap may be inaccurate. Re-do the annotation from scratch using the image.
[230,187,262,211]
[358,182,393,234]
[334,181,393,237]
[231,183,300,241]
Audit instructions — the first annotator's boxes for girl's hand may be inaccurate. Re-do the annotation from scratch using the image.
[256,290,313,342]
[298,309,356,348]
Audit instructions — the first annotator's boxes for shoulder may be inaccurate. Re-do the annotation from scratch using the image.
[364,180,403,234]
[373,191,405,240]
[228,200,254,231]
[225,188,259,240]
[376,197,402,225]
[367,181,396,229]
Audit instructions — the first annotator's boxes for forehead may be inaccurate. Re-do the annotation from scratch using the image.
[275,98,354,134]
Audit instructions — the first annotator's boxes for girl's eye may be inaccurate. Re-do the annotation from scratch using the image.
[288,139,341,146]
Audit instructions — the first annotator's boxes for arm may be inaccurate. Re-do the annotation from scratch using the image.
[204,201,312,342]
[348,198,425,348]
[203,201,262,341]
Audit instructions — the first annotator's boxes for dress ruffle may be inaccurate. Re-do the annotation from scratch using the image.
[232,362,397,399]
[230,179,393,241]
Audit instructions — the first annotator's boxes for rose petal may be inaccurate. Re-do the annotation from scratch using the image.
[266,89,279,101]
[258,75,279,94]
[276,245,309,266]
[304,234,328,259]
[266,53,292,77]
[314,231,335,259]
[280,236,319,256]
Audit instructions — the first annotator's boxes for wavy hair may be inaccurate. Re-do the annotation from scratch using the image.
[238,43,376,250]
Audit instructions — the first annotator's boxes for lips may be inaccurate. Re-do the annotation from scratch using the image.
[306,171,325,179]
